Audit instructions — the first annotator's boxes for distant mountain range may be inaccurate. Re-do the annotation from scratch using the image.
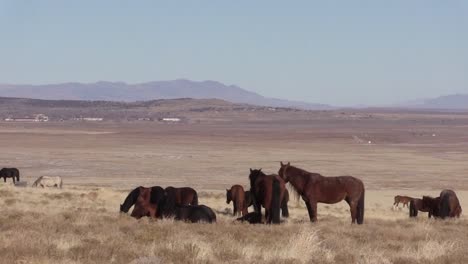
[400,94,468,110]
[0,79,331,110]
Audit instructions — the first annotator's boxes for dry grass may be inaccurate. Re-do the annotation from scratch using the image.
[0,185,467,264]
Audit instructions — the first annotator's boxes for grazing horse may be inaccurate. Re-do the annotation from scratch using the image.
[393,195,413,208]
[278,162,365,224]
[439,189,462,219]
[164,186,198,206]
[409,198,430,217]
[120,186,166,218]
[236,212,263,224]
[249,169,285,224]
[32,176,63,188]
[0,168,20,183]
[131,187,158,219]
[173,205,216,223]
[422,196,441,218]
[226,185,248,216]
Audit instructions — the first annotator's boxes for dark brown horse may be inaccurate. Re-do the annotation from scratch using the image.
[236,212,263,224]
[0,168,20,183]
[422,196,441,218]
[394,195,414,208]
[131,187,158,219]
[409,198,430,218]
[173,205,216,223]
[278,162,365,224]
[249,169,285,224]
[120,186,166,218]
[226,185,248,216]
[164,186,198,206]
[244,190,253,209]
[439,189,462,219]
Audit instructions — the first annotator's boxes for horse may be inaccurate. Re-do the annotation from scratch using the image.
[164,186,198,206]
[422,196,441,218]
[248,168,284,224]
[120,186,165,218]
[409,198,430,217]
[394,195,414,208]
[173,205,216,223]
[32,176,62,188]
[278,162,365,224]
[439,189,462,219]
[0,168,20,183]
[236,212,263,224]
[131,187,158,219]
[226,185,248,216]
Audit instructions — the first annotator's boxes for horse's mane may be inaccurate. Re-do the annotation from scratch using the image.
[32,176,44,187]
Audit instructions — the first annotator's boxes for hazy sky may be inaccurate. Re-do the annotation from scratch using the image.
[1,1,467,106]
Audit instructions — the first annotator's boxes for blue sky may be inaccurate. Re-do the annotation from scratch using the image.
[1,1,467,106]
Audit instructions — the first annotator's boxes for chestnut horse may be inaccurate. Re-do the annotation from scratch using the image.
[226,185,248,216]
[120,186,166,218]
[164,186,198,206]
[409,198,430,217]
[131,187,158,219]
[249,169,285,224]
[278,162,365,224]
[394,195,414,208]
[439,189,462,219]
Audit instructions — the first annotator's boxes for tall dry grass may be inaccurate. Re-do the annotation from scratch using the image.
[0,185,467,264]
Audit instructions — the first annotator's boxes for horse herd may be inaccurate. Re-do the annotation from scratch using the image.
[2,163,462,224]
[394,189,462,219]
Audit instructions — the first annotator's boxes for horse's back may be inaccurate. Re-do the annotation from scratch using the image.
[440,189,461,218]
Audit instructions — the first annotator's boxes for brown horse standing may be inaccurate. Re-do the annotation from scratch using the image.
[409,198,431,217]
[226,185,248,216]
[131,187,158,219]
[249,169,285,224]
[422,196,441,218]
[439,189,462,219]
[278,162,365,224]
[393,195,413,208]
[164,186,198,206]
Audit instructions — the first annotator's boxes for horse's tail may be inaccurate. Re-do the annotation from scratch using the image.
[192,191,199,206]
[409,199,418,217]
[16,168,20,182]
[439,194,450,219]
[271,177,281,224]
[281,189,289,218]
[356,188,365,224]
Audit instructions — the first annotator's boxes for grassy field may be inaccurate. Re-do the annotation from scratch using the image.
[0,113,467,263]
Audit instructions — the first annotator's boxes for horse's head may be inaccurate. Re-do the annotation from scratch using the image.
[248,168,264,189]
[278,162,291,182]
[226,189,232,204]
[119,204,126,213]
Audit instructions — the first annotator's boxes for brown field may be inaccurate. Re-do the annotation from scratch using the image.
[1,110,468,264]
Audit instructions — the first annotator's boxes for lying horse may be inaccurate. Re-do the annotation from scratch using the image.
[32,176,62,188]
[394,195,413,208]
[226,185,248,216]
[236,212,263,224]
[409,198,430,217]
[249,168,285,224]
[131,187,158,219]
[0,168,20,183]
[120,186,166,218]
[439,189,462,219]
[173,205,216,223]
[278,162,365,224]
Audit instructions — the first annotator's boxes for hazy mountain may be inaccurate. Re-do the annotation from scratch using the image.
[0,79,332,110]
[401,94,468,109]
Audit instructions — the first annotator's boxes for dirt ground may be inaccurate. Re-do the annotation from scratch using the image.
[0,111,467,263]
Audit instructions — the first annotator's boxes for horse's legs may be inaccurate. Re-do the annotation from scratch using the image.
[3,177,6,183]
[305,201,317,222]
[12,176,16,184]
[345,197,358,224]
[233,203,238,216]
